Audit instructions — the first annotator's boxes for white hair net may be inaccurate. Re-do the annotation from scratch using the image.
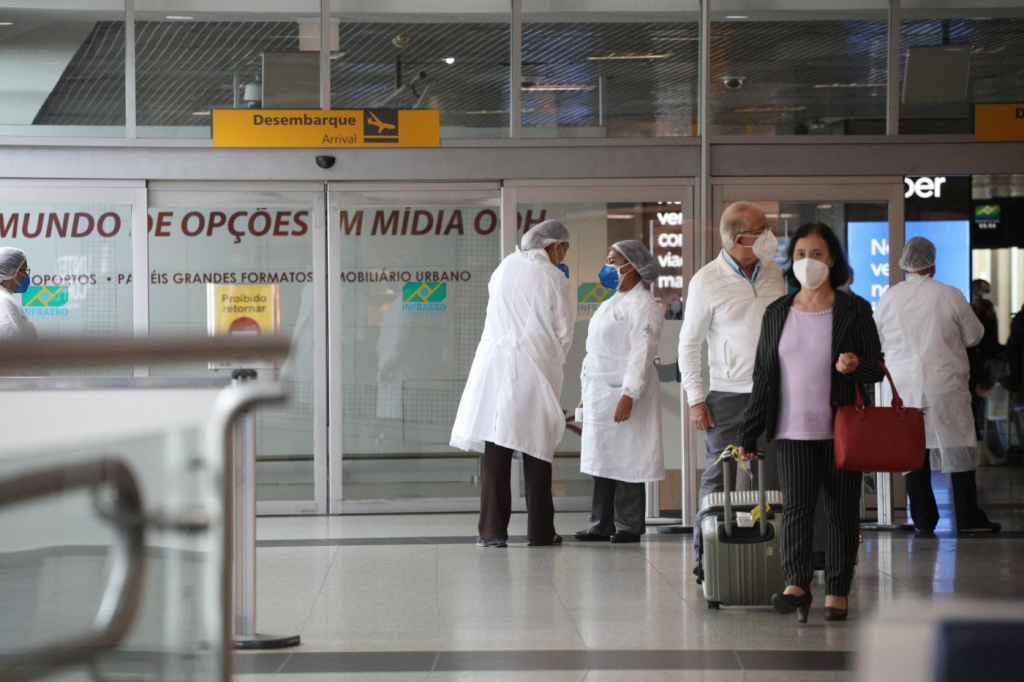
[0,247,27,282]
[521,220,570,251]
[612,240,659,284]
[898,236,936,272]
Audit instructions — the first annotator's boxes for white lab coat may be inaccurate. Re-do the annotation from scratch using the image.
[580,286,665,483]
[450,248,574,462]
[874,274,984,473]
[0,287,38,377]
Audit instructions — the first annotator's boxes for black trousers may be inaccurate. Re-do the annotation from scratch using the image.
[478,442,556,543]
[588,476,646,536]
[777,440,862,597]
[905,453,992,532]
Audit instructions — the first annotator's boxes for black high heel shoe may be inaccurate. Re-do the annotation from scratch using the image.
[772,590,813,624]
[823,606,848,621]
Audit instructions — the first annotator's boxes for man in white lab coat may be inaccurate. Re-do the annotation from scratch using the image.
[874,237,1000,533]
[451,220,575,547]
[676,202,786,556]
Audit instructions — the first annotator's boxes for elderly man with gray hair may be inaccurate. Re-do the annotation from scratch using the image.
[675,202,786,559]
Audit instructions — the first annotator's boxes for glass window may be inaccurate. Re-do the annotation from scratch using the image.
[0,6,126,137]
[330,2,511,140]
[710,2,889,135]
[900,4,1024,135]
[134,2,321,139]
[147,190,319,508]
[0,193,133,376]
[521,1,699,138]
[332,190,502,503]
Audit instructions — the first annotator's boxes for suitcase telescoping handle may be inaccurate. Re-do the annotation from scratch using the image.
[721,448,768,539]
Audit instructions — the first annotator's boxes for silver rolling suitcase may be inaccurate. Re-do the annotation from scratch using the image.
[698,452,785,609]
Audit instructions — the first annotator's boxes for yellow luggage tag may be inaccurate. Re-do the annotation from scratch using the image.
[717,445,771,521]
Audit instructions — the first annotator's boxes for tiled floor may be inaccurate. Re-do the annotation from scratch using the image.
[239,469,1024,681]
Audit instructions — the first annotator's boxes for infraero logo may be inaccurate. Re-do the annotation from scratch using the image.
[22,286,70,318]
[23,286,68,307]
[364,109,399,143]
[578,283,615,304]
[402,281,447,314]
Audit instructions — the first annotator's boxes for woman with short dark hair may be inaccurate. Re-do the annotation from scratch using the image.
[737,222,884,623]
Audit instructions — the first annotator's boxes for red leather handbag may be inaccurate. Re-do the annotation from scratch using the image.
[833,362,927,472]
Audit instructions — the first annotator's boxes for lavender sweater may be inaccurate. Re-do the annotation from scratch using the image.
[776,308,834,441]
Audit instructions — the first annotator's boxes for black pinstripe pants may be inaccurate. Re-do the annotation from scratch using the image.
[777,439,862,597]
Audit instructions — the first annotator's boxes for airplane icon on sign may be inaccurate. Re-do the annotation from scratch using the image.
[367,112,396,133]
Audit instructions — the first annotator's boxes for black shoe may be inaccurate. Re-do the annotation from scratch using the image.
[527,533,563,547]
[609,531,642,544]
[959,522,1001,534]
[476,537,507,548]
[824,607,849,621]
[772,590,813,624]
[574,529,611,541]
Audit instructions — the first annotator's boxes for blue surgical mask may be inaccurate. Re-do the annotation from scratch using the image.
[599,264,629,290]
[13,272,29,294]
[557,263,570,278]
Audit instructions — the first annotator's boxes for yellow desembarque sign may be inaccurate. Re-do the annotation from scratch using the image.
[212,109,440,148]
[975,103,1024,142]
[207,284,280,369]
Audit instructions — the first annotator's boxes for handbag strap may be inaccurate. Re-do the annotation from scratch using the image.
[850,361,903,410]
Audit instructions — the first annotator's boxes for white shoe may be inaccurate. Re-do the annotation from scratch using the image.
[977,441,1007,467]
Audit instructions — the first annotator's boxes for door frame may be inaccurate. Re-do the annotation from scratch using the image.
[700,176,906,526]
[148,181,327,516]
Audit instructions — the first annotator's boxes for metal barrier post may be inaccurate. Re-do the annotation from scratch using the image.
[230,370,300,650]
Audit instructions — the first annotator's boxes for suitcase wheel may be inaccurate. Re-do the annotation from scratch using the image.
[706,601,720,610]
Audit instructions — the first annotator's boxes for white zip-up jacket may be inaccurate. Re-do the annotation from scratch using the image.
[678,251,786,406]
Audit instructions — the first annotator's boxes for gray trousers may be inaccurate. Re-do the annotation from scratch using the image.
[694,391,778,554]
[588,476,646,535]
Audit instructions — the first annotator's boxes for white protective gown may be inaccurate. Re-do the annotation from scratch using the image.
[580,286,665,482]
[450,248,574,462]
[0,287,39,377]
[874,273,984,473]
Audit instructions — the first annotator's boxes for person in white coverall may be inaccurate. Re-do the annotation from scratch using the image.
[450,220,574,547]
[574,240,665,544]
[874,237,1000,534]
[0,248,37,343]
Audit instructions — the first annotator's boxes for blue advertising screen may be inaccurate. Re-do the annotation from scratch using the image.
[848,220,970,309]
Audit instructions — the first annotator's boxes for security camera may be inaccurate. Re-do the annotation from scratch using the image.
[316,155,336,170]
[722,76,745,90]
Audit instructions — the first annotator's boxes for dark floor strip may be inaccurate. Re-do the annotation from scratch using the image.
[257,531,1024,548]
[234,649,852,674]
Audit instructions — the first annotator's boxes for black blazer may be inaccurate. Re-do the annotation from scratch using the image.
[738,289,885,450]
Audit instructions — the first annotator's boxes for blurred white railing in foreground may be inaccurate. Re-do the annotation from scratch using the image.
[0,336,289,682]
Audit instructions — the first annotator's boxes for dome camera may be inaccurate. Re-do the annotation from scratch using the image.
[722,76,745,90]
[316,155,336,170]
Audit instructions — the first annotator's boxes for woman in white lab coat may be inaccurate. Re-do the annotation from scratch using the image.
[0,248,38,344]
[451,220,575,548]
[575,241,665,544]
[874,237,999,533]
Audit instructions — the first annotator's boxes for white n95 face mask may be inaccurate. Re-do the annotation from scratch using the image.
[748,231,778,260]
[792,258,830,290]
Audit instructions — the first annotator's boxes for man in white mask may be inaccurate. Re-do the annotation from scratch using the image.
[675,202,786,557]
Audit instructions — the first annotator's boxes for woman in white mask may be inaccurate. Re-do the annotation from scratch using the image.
[574,241,665,544]
[736,223,884,624]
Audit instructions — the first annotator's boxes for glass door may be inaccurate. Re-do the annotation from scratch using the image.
[510,180,697,512]
[147,182,327,515]
[703,178,905,526]
[327,183,503,512]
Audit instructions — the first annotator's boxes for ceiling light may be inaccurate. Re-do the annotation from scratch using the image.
[192,110,210,116]
[522,84,592,92]
[726,15,748,19]
[813,83,884,88]
[330,52,346,60]
[165,15,194,21]
[587,54,667,61]
[444,57,455,65]
[734,106,807,113]
[607,214,633,220]
[0,22,13,26]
